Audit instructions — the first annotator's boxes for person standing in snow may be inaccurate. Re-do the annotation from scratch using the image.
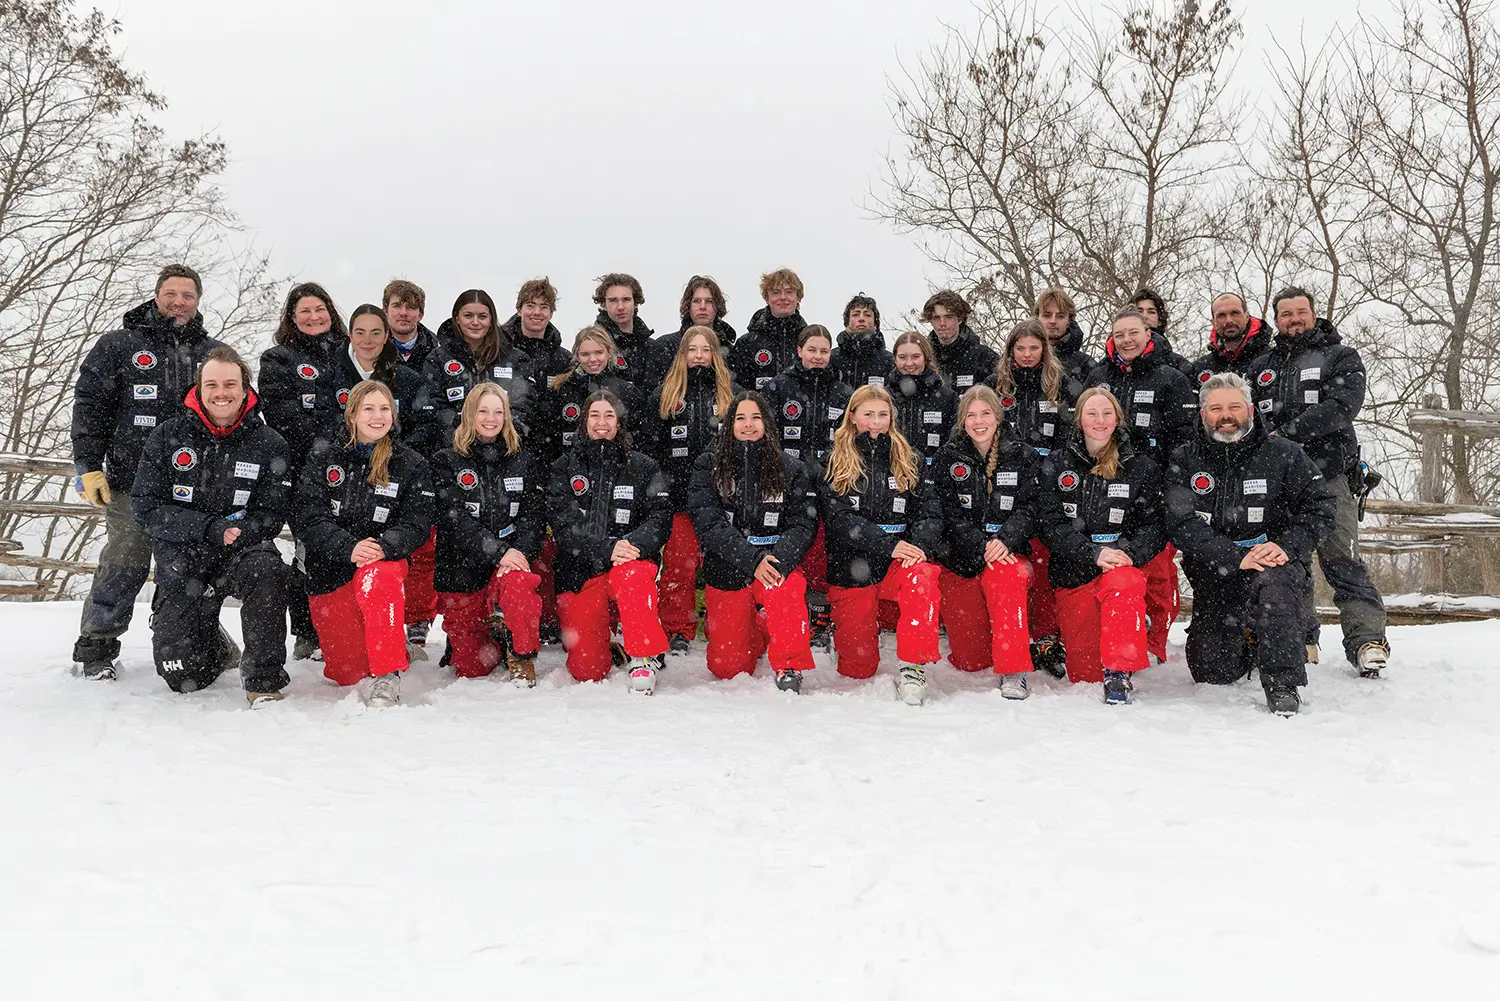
[383,279,438,373]
[70,264,228,681]
[820,385,944,705]
[646,275,738,386]
[431,384,546,687]
[886,331,958,467]
[424,289,539,446]
[1165,373,1337,715]
[687,391,819,691]
[829,293,893,391]
[641,326,738,652]
[1038,387,1164,704]
[546,390,673,693]
[258,281,349,662]
[590,273,656,384]
[1034,287,1096,384]
[922,289,998,392]
[729,268,809,391]
[503,277,572,381]
[931,386,1041,699]
[131,347,292,704]
[292,381,434,707]
[1248,285,1390,677]
[1187,292,1273,386]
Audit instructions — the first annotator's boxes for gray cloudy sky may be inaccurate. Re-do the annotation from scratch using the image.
[112,0,1365,339]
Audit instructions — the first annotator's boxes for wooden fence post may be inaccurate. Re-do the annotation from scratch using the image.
[1418,392,1446,593]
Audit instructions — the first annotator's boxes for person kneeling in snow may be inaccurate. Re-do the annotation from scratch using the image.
[931,386,1041,700]
[1038,387,1164,704]
[546,391,672,693]
[431,384,545,686]
[292,381,434,707]
[687,391,819,692]
[819,385,944,705]
[132,347,293,704]
[1165,372,1336,716]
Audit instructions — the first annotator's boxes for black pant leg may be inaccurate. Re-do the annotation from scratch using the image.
[223,545,291,693]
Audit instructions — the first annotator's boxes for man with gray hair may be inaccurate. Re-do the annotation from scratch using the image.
[1164,372,1337,715]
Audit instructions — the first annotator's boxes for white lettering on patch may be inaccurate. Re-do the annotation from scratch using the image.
[232,489,251,506]
[1247,507,1264,523]
[372,506,389,523]
[1108,507,1125,524]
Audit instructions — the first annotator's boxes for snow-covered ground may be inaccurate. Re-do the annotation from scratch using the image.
[1,603,1497,1000]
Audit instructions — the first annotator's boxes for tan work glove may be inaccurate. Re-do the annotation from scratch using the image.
[78,470,111,508]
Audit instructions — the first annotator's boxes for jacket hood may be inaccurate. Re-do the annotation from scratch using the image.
[124,300,208,342]
[1206,316,1271,362]
[503,314,563,353]
[185,386,260,439]
[887,368,945,396]
[837,329,887,354]
[594,310,655,348]
[1053,317,1086,356]
[676,316,736,340]
[1275,316,1341,351]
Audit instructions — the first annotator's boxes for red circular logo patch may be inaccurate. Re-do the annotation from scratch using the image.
[297,364,319,380]
[444,360,463,376]
[1058,470,1079,491]
[1191,472,1215,494]
[1198,370,1212,384]
[171,447,197,470]
[950,462,971,480]
[133,350,157,371]
[755,349,772,366]
[562,402,580,421]
[783,400,802,420]
[570,475,589,495]
[457,469,479,490]
[1000,395,1016,410]
[1257,370,1275,386]
[337,389,349,406]
[326,464,345,487]
[672,399,685,415]
[614,354,628,369]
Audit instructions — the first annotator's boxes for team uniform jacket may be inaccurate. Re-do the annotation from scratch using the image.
[1087,334,1197,464]
[545,439,673,595]
[1164,422,1336,583]
[686,440,820,591]
[730,307,808,392]
[430,442,546,594]
[990,364,1084,456]
[819,433,943,589]
[1052,318,1096,384]
[502,315,573,381]
[291,439,435,595]
[1037,431,1166,590]
[768,363,853,465]
[1187,317,1273,386]
[393,323,439,373]
[131,390,291,565]
[72,301,228,492]
[646,317,739,387]
[422,320,539,442]
[259,332,349,460]
[330,348,438,455]
[593,312,658,386]
[1247,319,1367,479]
[931,434,1042,578]
[829,331,894,391]
[932,325,1000,392]
[888,369,959,466]
[642,367,735,510]
[536,369,645,466]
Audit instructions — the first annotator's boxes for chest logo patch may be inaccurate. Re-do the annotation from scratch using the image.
[457,469,479,490]
[1191,472,1215,494]
[570,475,589,495]
[326,464,345,487]
[1256,370,1276,387]
[171,447,197,471]
[297,364,319,380]
[949,462,971,481]
[132,350,158,371]
[1058,470,1080,491]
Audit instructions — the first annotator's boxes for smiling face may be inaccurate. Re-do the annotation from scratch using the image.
[519,298,553,339]
[354,391,394,443]
[586,400,619,441]
[457,302,491,344]
[688,288,718,327]
[294,296,332,337]
[578,338,611,375]
[198,359,246,427]
[474,390,507,441]
[732,399,765,442]
[155,277,200,326]
[1274,295,1316,337]
[1111,316,1149,362]
[894,342,926,376]
[963,400,997,445]
[1012,334,1044,369]
[798,333,831,369]
[851,398,891,437]
[765,283,800,319]
[1079,393,1117,444]
[1203,386,1252,442]
[350,314,388,365]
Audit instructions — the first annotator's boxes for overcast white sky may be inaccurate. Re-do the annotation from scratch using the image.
[110,0,1367,338]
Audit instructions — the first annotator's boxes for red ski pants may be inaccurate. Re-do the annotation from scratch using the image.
[534,534,560,628]
[1143,544,1179,661]
[658,512,701,640]
[436,568,543,678]
[704,570,815,679]
[309,561,409,685]
[1053,566,1149,683]
[802,524,828,593]
[1028,540,1060,639]
[828,560,941,679]
[557,560,670,682]
[938,562,1033,674]
[404,527,437,624]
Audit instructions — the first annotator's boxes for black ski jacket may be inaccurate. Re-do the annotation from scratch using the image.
[819,433,943,589]
[888,369,959,466]
[423,320,539,443]
[1086,334,1197,463]
[647,317,738,387]
[1038,431,1165,590]
[545,438,672,595]
[932,325,1000,392]
[990,364,1084,456]
[430,442,546,594]
[1188,316,1273,386]
[829,330,894,391]
[535,368,645,466]
[730,307,807,391]
[72,301,228,492]
[330,347,438,455]
[931,433,1042,578]
[642,366,734,510]
[768,363,853,465]
[1052,318,1096,384]
[259,330,350,461]
[1247,319,1367,478]
[593,311,657,386]
[394,323,439,373]
[290,438,435,595]
[503,315,573,381]
[686,439,820,591]
[1165,422,1336,586]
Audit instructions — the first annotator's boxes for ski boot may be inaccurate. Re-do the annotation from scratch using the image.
[774,669,803,694]
[1102,669,1133,705]
[897,662,927,705]
[246,689,284,709]
[1029,634,1066,678]
[1264,678,1301,716]
[668,634,691,655]
[627,657,657,695]
[507,649,537,689]
[367,672,401,707]
[81,659,117,681]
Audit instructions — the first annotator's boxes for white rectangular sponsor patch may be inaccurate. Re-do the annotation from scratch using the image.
[302,394,317,409]
[562,431,575,445]
[1300,367,1321,381]
[171,485,193,503]
[446,386,465,402]
[374,482,399,498]
[509,502,519,516]
[1108,483,1130,498]
[1243,478,1268,495]
[331,499,341,516]
[764,511,779,527]
[232,489,251,506]
[999,495,1014,511]
[614,508,631,525]
[892,497,906,514]
[1304,390,1319,404]
[887,476,898,489]
[923,411,942,424]
[849,495,860,510]
[1062,502,1077,518]
[828,407,844,420]
[670,425,688,440]
[465,502,480,517]
[1042,422,1054,436]
[613,485,634,500]
[955,375,974,388]
[493,366,513,379]
[234,462,260,479]
[784,426,801,439]
[959,494,972,509]
[1196,510,1210,524]
[784,447,800,457]
[927,433,940,446]
[672,447,688,458]
[372,506,389,523]
[1258,399,1273,412]
[868,376,884,387]
[1108,507,1125,524]
[997,471,1018,486]
[133,384,157,399]
[1135,412,1151,427]
[133,415,156,427]
[1038,402,1059,413]
[505,477,524,491]
[1134,390,1155,404]
[1247,507,1264,523]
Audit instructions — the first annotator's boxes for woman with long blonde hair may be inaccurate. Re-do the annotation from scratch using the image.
[819,384,943,705]
[541,325,643,463]
[886,330,958,467]
[292,380,434,706]
[429,384,546,686]
[1037,386,1164,704]
[643,325,737,650]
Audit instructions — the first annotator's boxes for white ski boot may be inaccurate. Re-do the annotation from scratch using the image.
[897,663,927,706]
[246,689,284,709]
[628,657,657,695]
[999,674,1030,700]
[1356,641,1389,679]
[367,672,401,707]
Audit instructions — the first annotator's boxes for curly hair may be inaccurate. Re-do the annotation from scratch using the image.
[678,275,728,321]
[593,273,645,308]
[921,289,970,325]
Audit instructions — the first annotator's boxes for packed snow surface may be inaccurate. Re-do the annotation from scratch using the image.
[2,603,1497,999]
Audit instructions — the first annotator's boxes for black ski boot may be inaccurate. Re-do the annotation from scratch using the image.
[669,634,691,655]
[1102,669,1134,705]
[1264,678,1302,716]
[774,669,803,693]
[1030,634,1066,678]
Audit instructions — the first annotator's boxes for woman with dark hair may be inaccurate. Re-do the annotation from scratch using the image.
[641,325,737,651]
[431,383,545,686]
[931,386,1041,698]
[886,331,958,468]
[259,281,349,661]
[424,289,538,446]
[820,385,943,705]
[292,380,434,707]
[546,390,673,692]
[1038,386,1163,704]
[686,391,819,691]
[541,326,644,466]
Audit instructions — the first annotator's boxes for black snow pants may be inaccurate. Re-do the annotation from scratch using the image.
[1185,562,1311,689]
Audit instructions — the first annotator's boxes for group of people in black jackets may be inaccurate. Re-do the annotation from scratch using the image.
[69,264,1390,715]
